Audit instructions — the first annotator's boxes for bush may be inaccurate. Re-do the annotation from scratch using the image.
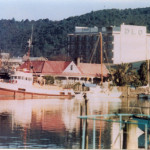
[43,76,54,85]
[138,62,148,86]
[112,63,141,87]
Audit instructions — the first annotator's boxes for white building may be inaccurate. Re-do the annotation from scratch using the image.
[75,26,98,33]
[102,24,150,64]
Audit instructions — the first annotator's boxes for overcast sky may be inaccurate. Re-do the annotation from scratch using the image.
[0,0,150,21]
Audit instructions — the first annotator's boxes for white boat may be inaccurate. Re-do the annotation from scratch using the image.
[84,32,122,100]
[0,70,75,99]
[83,84,122,99]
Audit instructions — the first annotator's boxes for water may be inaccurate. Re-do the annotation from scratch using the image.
[0,96,149,149]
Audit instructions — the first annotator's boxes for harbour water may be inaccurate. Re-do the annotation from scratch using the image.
[0,96,149,149]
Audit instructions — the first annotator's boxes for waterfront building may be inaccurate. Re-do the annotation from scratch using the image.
[19,60,109,85]
[68,24,150,64]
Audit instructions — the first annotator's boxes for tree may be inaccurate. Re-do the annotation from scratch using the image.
[112,63,141,86]
[129,70,141,87]
[138,61,148,86]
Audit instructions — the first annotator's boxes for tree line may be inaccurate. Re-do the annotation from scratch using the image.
[0,7,150,59]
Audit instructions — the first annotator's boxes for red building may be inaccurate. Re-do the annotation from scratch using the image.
[19,60,109,85]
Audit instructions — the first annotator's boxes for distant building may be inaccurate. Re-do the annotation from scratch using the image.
[68,24,150,64]
[101,24,150,64]
[67,26,100,63]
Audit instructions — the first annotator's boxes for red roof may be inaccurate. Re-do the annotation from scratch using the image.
[42,61,70,73]
[78,63,109,77]
[18,61,45,73]
[19,61,109,77]
[18,61,71,74]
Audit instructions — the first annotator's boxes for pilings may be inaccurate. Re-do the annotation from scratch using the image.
[80,102,83,149]
[79,113,150,149]
[80,93,89,149]
[124,120,138,149]
[83,93,89,149]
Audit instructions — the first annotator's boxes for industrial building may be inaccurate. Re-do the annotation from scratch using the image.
[67,24,150,64]
[67,26,100,63]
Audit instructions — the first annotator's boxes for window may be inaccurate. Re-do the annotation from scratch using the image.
[70,65,73,70]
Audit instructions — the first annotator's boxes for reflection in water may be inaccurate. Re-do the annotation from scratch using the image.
[0,97,149,148]
[0,99,83,148]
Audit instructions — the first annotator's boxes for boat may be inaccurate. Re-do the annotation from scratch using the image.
[80,32,122,99]
[0,70,75,99]
[83,83,122,99]
[0,26,75,99]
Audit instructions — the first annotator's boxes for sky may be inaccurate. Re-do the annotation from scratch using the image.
[0,0,150,21]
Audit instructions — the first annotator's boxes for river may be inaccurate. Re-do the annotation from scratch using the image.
[0,96,149,149]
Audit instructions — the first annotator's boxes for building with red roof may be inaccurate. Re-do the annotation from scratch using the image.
[18,60,109,85]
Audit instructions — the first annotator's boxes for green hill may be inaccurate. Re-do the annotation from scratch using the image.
[0,7,150,59]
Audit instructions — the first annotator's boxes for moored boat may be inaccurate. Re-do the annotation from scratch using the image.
[0,70,75,99]
[83,83,122,99]
[0,26,75,100]
[82,32,122,100]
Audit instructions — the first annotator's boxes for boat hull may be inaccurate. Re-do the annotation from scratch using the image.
[0,87,74,100]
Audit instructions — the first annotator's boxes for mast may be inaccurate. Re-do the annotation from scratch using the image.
[89,32,103,85]
[89,36,100,63]
[146,36,149,88]
[148,58,149,88]
[27,25,33,60]
[27,25,33,71]
[100,32,103,85]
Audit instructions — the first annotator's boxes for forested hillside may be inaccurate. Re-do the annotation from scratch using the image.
[0,7,150,59]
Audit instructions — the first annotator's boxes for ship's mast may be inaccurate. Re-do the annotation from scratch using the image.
[89,32,103,85]
[27,25,33,71]
[148,58,149,88]
[146,36,149,88]
[27,25,33,60]
[89,36,100,63]
[100,32,103,85]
